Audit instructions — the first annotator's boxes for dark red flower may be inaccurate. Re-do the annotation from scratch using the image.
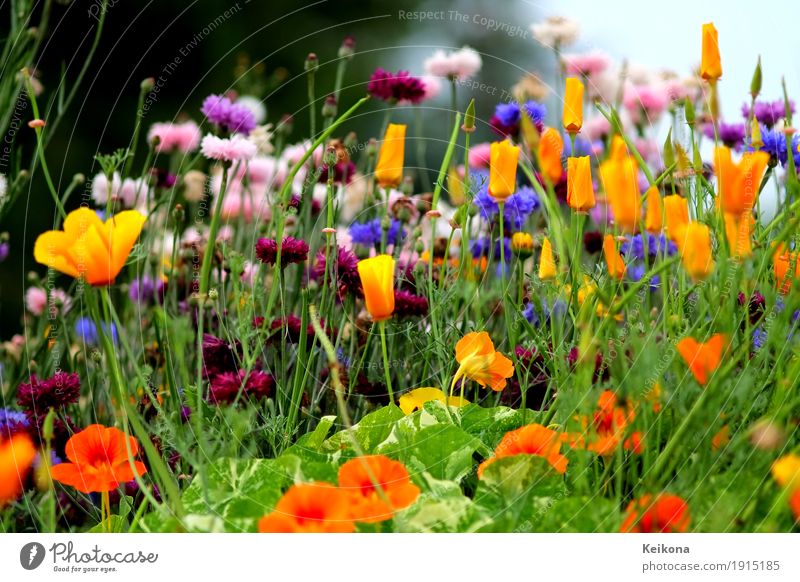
[313,246,363,298]
[367,68,426,104]
[208,370,275,404]
[201,334,240,378]
[17,372,81,415]
[583,231,604,255]
[393,289,428,318]
[738,291,766,325]
[318,161,356,184]
[255,236,309,267]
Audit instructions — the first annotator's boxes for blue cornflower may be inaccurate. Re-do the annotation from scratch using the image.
[470,236,512,262]
[0,408,29,436]
[75,317,118,346]
[620,234,677,261]
[628,263,660,291]
[473,172,540,229]
[523,298,567,327]
[348,218,404,246]
[752,327,768,350]
[493,101,547,130]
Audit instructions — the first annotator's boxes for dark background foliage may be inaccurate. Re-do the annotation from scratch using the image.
[0,0,544,335]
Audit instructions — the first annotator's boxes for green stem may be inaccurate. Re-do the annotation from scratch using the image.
[198,164,230,296]
[379,320,394,404]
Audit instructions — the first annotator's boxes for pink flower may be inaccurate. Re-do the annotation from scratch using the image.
[148,121,201,153]
[423,47,482,80]
[623,83,669,123]
[25,287,47,315]
[201,134,257,162]
[468,142,493,169]
[421,75,442,100]
[91,172,149,208]
[583,116,611,141]
[220,191,271,223]
[25,287,71,316]
[562,50,611,77]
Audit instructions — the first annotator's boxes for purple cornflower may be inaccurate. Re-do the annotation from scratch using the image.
[74,317,118,346]
[522,298,567,327]
[702,122,746,149]
[620,233,677,261]
[742,99,795,128]
[201,94,257,135]
[255,236,309,267]
[349,218,405,247]
[129,275,165,304]
[367,68,426,104]
[0,241,9,262]
[17,372,81,415]
[752,327,768,351]
[470,236,512,262]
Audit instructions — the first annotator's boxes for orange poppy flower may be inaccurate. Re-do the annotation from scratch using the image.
[790,490,800,523]
[773,244,800,295]
[621,493,691,533]
[338,455,420,523]
[724,212,753,259]
[663,195,689,246]
[0,433,37,506]
[676,333,726,386]
[357,254,395,321]
[600,137,640,233]
[538,127,564,184]
[679,222,715,281]
[375,123,406,188]
[713,147,769,215]
[34,208,147,286]
[49,424,147,493]
[258,482,355,533]
[602,234,626,280]
[453,331,514,392]
[580,390,643,456]
[479,423,568,477]
[566,156,595,212]
[700,23,722,81]
[489,140,520,201]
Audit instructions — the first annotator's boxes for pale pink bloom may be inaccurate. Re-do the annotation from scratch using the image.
[246,156,284,185]
[182,227,205,245]
[530,16,579,48]
[26,287,71,316]
[626,63,655,86]
[583,116,612,141]
[468,142,492,169]
[219,191,270,223]
[218,225,234,242]
[25,287,47,315]
[562,50,611,77]
[589,67,621,105]
[633,137,661,164]
[148,121,201,153]
[388,191,419,222]
[91,172,149,208]
[623,83,669,123]
[421,75,442,100]
[281,140,323,167]
[340,173,369,223]
[423,47,482,80]
[201,134,257,162]
[241,261,259,286]
[661,75,699,103]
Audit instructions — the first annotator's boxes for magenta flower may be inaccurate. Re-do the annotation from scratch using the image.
[208,370,274,404]
[367,68,427,104]
[17,372,81,415]
[255,236,309,267]
[148,121,201,152]
[201,94,257,134]
[200,134,257,162]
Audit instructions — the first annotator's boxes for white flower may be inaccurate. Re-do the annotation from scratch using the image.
[423,46,482,80]
[236,95,267,124]
[530,16,579,48]
[249,124,275,155]
[91,172,149,208]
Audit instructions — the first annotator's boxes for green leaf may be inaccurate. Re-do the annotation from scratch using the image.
[88,515,127,533]
[323,405,404,453]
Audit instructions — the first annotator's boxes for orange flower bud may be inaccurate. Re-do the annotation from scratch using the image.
[644,186,663,233]
[489,140,520,201]
[724,212,753,259]
[701,22,722,81]
[375,123,406,188]
[677,333,726,386]
[563,77,584,134]
[357,254,396,321]
[773,244,800,295]
[680,222,715,281]
[537,127,564,184]
[538,237,557,280]
[663,194,689,247]
[602,234,626,280]
[566,156,595,212]
[600,138,640,233]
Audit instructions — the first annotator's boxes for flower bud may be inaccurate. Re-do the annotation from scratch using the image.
[322,94,337,119]
[323,145,338,168]
[750,56,762,100]
[338,36,356,59]
[140,77,155,92]
[304,53,318,73]
[462,99,476,133]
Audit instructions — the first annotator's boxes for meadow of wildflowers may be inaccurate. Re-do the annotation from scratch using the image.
[2,6,800,537]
